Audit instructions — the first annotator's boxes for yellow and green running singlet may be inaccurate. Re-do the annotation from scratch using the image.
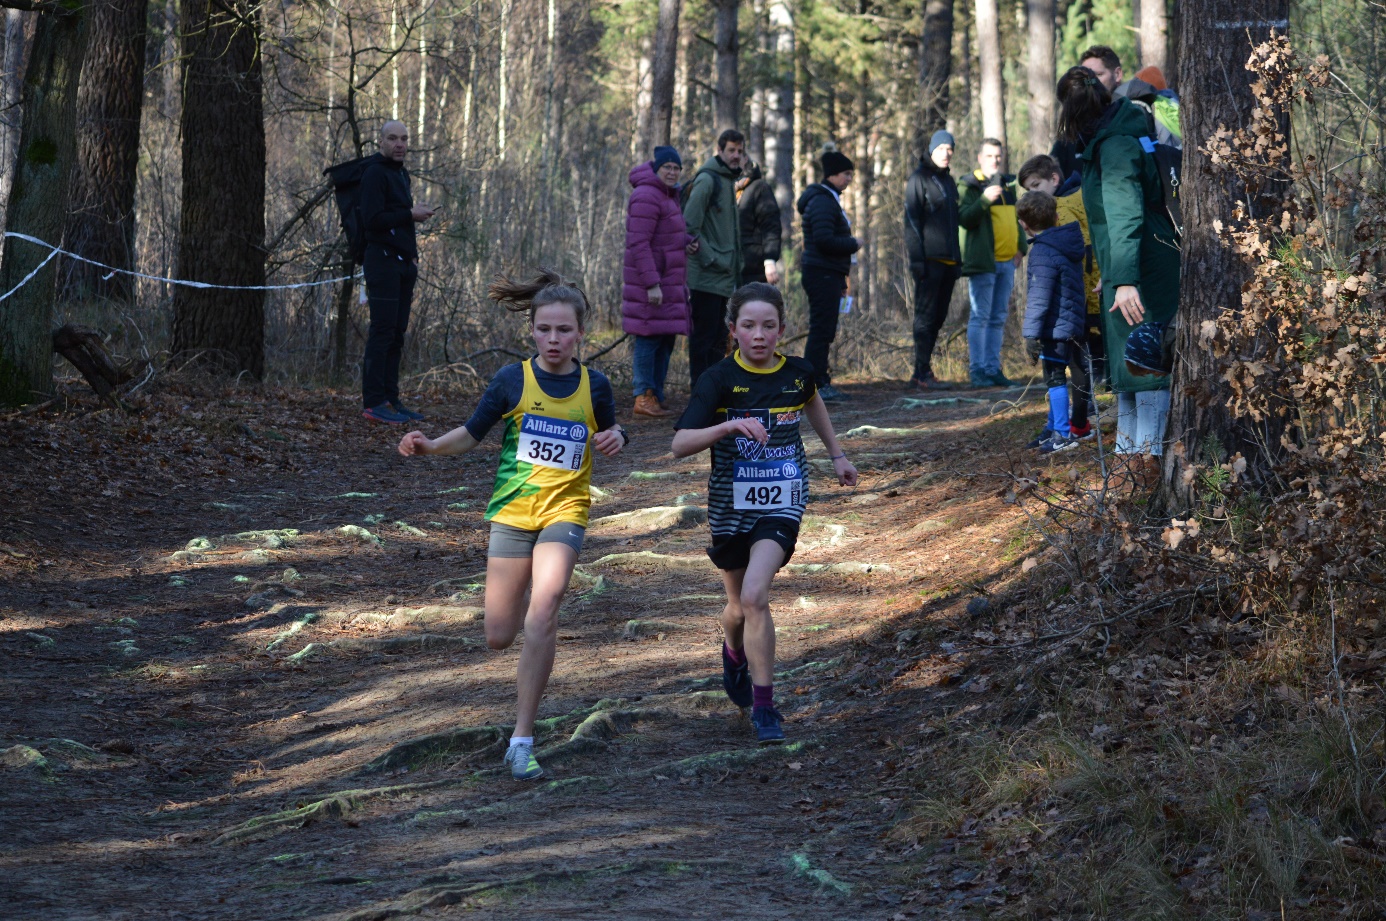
[485,360,598,529]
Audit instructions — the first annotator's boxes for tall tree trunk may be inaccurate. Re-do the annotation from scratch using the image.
[497,0,509,158]
[765,0,793,234]
[1026,0,1055,155]
[748,0,766,162]
[1139,0,1168,75]
[648,0,680,150]
[632,36,652,156]
[0,11,30,215]
[855,66,871,315]
[60,0,148,306]
[713,0,739,132]
[389,1,399,119]
[975,0,1004,149]
[0,7,90,405]
[171,0,265,379]
[918,0,953,149]
[674,12,693,146]
[1164,0,1290,506]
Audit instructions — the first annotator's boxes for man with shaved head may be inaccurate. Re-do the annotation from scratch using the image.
[360,120,436,424]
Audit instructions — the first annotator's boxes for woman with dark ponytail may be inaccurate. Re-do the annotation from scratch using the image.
[398,269,627,781]
[1057,65,1180,481]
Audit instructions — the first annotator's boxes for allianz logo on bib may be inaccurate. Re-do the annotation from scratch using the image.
[734,461,799,480]
[521,415,587,442]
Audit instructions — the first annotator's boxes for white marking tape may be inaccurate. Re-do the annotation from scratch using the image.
[1214,20,1289,29]
[0,231,360,304]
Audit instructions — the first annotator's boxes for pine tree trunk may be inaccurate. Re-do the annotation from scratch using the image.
[60,0,148,306]
[0,7,90,405]
[975,0,1003,146]
[170,0,265,379]
[918,0,953,147]
[765,0,793,234]
[648,0,680,150]
[1026,0,1055,155]
[713,0,740,132]
[1164,0,1290,506]
[1139,0,1168,75]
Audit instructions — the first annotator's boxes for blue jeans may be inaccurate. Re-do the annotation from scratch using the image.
[632,334,675,401]
[966,259,1016,378]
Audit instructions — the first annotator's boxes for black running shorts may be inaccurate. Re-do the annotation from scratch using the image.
[707,516,799,572]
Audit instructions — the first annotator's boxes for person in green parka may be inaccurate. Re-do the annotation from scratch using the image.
[1057,65,1180,470]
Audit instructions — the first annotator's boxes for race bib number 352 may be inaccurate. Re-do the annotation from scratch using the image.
[733,460,803,510]
[517,414,588,471]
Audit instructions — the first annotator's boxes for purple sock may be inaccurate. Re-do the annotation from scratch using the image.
[724,642,746,666]
[752,683,774,710]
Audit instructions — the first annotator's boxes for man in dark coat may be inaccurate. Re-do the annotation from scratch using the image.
[736,159,782,285]
[796,147,860,401]
[359,120,435,424]
[905,130,962,389]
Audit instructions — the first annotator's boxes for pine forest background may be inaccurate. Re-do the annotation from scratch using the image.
[0,0,1383,395]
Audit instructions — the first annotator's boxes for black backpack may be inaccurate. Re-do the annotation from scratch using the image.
[679,169,722,214]
[1132,107,1183,239]
[323,152,385,265]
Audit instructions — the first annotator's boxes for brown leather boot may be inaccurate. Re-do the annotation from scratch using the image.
[633,390,672,417]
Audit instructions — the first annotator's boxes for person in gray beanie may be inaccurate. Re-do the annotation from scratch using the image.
[904,130,962,389]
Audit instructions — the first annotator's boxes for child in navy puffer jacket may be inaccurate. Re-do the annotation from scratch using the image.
[1017,190,1090,453]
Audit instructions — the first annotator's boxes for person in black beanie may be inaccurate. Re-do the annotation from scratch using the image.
[360,120,436,424]
[795,146,860,401]
[905,130,962,389]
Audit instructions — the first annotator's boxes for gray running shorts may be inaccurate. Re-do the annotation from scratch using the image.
[487,521,586,559]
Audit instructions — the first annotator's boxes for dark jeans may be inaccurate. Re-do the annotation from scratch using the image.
[1040,338,1092,430]
[801,266,847,387]
[688,288,728,387]
[911,260,961,380]
[362,245,418,408]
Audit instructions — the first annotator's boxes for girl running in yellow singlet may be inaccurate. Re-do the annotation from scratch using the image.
[399,270,627,780]
[672,282,858,744]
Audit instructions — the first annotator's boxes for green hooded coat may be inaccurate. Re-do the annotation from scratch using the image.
[682,156,743,297]
[1077,97,1181,394]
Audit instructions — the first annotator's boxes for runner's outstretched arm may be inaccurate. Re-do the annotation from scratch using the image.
[803,393,859,487]
[398,425,480,457]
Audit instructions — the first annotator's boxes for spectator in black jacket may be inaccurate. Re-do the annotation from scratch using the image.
[905,130,962,389]
[359,120,435,424]
[736,160,783,284]
[795,147,860,401]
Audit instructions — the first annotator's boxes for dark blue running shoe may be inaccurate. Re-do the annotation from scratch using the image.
[390,401,425,421]
[362,403,410,424]
[752,706,786,745]
[722,645,752,708]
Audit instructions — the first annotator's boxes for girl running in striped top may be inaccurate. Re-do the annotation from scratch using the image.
[399,270,627,780]
[672,282,858,743]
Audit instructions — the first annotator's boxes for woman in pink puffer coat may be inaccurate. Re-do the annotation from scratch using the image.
[622,146,696,417]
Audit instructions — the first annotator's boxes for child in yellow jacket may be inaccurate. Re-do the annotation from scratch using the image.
[1020,154,1106,396]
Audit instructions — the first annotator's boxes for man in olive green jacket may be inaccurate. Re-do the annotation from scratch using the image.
[683,129,745,386]
[957,138,1027,387]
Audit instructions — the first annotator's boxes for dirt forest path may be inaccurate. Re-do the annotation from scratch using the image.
[0,379,1052,920]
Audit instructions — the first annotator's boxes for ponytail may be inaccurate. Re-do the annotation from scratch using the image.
[1056,66,1112,145]
[488,268,591,327]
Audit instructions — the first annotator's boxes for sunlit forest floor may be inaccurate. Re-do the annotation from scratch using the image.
[2,372,1380,919]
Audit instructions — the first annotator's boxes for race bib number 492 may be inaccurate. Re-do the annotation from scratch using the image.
[733,460,802,510]
[517,414,588,471]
